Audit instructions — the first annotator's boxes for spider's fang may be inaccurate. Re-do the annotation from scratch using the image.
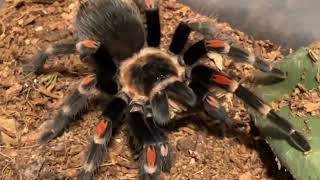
[165,81,197,107]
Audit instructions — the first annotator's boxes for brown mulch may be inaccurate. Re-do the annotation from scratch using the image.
[0,0,299,179]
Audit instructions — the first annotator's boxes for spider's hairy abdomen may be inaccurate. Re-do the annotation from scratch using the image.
[75,0,145,60]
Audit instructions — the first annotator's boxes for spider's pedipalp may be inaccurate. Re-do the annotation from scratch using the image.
[150,91,170,126]
[191,65,311,152]
[78,96,128,179]
[165,81,197,107]
[23,42,77,73]
[39,75,97,144]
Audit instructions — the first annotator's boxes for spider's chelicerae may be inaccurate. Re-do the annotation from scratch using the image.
[23,0,311,179]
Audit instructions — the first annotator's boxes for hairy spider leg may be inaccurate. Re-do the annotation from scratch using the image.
[191,65,311,152]
[188,81,233,135]
[23,40,100,73]
[169,20,286,79]
[144,0,161,47]
[78,96,128,180]
[39,74,97,144]
[184,39,287,79]
[127,104,172,179]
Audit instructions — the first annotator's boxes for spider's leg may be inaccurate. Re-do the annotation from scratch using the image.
[23,40,100,73]
[169,20,222,54]
[206,39,287,79]
[191,65,311,152]
[39,74,97,144]
[78,95,128,180]
[189,81,233,134]
[144,0,160,47]
[127,104,172,179]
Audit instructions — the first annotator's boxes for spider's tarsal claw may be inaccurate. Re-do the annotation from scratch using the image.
[165,81,197,107]
[76,40,100,56]
[151,91,170,126]
[203,93,233,129]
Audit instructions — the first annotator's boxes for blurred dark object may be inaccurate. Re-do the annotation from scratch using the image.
[31,0,55,4]
[179,0,320,49]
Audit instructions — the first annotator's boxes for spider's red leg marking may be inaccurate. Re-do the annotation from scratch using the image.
[146,146,157,167]
[203,94,233,132]
[79,74,97,94]
[145,0,156,9]
[79,97,128,179]
[206,40,230,54]
[212,75,239,92]
[76,40,100,56]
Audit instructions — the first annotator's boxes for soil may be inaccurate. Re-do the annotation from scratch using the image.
[0,0,299,179]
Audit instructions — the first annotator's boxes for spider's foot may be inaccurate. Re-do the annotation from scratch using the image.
[38,113,70,144]
[76,40,100,56]
[289,130,311,152]
[22,52,49,73]
[77,170,93,180]
[78,119,112,179]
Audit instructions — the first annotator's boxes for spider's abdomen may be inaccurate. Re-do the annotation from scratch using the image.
[119,48,186,102]
[75,0,145,60]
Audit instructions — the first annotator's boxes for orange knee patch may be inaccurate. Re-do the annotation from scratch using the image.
[95,120,108,137]
[212,75,232,86]
[145,0,155,8]
[81,40,98,48]
[206,40,225,49]
[81,75,96,86]
[146,146,156,167]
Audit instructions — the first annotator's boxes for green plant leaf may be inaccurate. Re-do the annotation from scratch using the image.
[253,47,320,180]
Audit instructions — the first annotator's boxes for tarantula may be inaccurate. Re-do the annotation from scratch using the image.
[23,0,311,179]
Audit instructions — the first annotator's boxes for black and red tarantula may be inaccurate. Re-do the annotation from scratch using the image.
[23,0,311,179]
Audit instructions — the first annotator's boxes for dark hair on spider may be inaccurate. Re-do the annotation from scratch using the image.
[23,0,311,179]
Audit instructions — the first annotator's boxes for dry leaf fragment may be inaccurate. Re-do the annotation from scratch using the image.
[207,52,224,70]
